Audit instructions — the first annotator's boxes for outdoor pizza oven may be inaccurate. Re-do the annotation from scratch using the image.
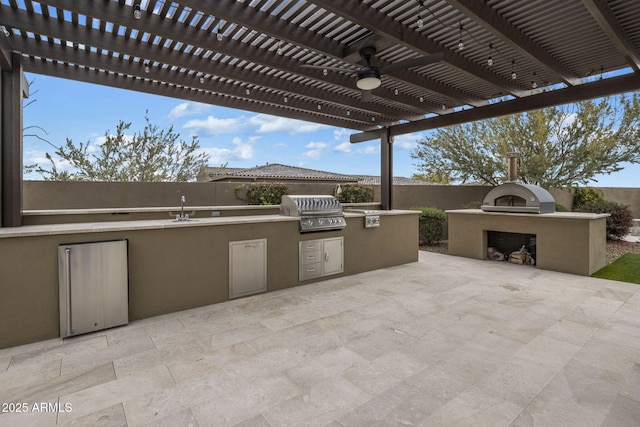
[481,153,556,214]
[280,195,347,232]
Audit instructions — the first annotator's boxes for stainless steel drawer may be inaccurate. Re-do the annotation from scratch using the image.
[301,250,322,265]
[300,262,322,280]
[301,240,320,252]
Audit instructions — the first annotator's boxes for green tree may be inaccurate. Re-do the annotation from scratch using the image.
[35,114,211,181]
[411,93,640,188]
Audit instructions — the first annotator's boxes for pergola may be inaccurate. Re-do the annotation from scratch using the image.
[1,0,640,226]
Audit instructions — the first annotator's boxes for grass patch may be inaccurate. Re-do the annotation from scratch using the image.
[592,253,640,284]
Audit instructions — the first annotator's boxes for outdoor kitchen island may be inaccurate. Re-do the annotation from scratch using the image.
[446,209,609,276]
[0,208,418,349]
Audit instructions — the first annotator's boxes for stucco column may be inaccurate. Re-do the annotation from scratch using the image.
[1,52,25,227]
[380,127,393,210]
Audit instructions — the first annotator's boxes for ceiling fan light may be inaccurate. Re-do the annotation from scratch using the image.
[357,76,381,90]
[133,3,142,19]
[357,66,381,90]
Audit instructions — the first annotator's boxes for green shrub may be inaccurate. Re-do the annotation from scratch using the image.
[573,187,604,210]
[410,207,446,245]
[336,183,374,203]
[463,200,482,209]
[577,200,633,240]
[555,203,569,212]
[235,182,289,205]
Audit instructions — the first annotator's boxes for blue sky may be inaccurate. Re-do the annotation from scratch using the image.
[22,74,640,187]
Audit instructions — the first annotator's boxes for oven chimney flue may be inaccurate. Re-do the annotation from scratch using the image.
[506,152,520,182]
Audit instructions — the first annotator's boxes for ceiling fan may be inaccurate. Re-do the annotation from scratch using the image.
[301,46,443,101]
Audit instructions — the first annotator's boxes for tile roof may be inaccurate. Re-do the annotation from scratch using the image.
[201,163,435,185]
[201,163,359,182]
[357,176,436,186]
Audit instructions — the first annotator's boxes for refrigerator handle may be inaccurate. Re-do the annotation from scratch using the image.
[64,248,72,336]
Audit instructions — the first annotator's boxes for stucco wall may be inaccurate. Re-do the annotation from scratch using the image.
[447,210,608,276]
[23,181,342,210]
[23,181,640,217]
[0,212,418,349]
[23,181,490,212]
[549,187,640,217]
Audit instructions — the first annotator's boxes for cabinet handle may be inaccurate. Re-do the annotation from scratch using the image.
[244,244,256,248]
[64,248,72,336]
[306,268,316,272]
[306,255,316,260]
[325,252,329,262]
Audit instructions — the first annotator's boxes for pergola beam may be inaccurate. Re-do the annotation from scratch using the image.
[37,0,437,115]
[24,58,372,131]
[311,0,528,99]
[447,0,581,86]
[351,72,640,142]
[1,52,25,227]
[4,7,412,126]
[0,34,12,70]
[581,0,640,72]
[14,40,381,128]
[175,0,480,110]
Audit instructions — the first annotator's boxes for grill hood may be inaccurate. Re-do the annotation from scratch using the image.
[280,195,343,217]
[280,195,346,232]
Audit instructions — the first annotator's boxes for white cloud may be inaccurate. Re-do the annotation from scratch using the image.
[248,114,326,134]
[393,133,420,150]
[197,136,258,165]
[333,128,352,153]
[334,141,352,153]
[183,115,243,135]
[232,136,254,160]
[23,146,75,179]
[333,128,351,141]
[306,142,328,149]
[198,147,233,165]
[301,141,328,160]
[168,102,211,120]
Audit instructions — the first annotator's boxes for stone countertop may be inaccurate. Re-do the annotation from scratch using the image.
[445,209,610,220]
[0,215,295,239]
[22,205,277,216]
[0,210,418,239]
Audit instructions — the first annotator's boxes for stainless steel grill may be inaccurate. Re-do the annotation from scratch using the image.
[280,195,347,232]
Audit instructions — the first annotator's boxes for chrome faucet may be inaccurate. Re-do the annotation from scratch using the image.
[170,195,195,221]
[175,195,190,221]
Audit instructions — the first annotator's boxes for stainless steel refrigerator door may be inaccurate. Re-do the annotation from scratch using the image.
[229,239,267,299]
[59,240,128,338]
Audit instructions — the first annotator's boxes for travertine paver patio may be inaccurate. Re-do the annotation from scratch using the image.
[1,251,639,426]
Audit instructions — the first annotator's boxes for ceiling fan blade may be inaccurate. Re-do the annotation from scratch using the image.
[381,52,444,74]
[299,64,356,74]
[361,90,372,102]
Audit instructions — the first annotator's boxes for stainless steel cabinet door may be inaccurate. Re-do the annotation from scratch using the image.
[229,239,267,299]
[299,237,343,281]
[59,240,128,337]
[323,237,343,276]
